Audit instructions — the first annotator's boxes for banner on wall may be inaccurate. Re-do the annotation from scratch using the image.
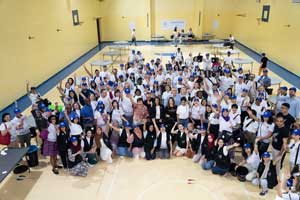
[160,20,186,30]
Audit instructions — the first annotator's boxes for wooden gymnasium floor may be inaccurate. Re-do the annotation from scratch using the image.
[0,43,292,200]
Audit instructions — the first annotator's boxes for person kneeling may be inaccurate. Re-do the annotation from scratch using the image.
[252,151,281,196]
[211,139,239,176]
[68,137,89,177]
[81,128,98,166]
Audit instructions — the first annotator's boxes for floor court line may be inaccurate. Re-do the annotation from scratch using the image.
[104,158,122,200]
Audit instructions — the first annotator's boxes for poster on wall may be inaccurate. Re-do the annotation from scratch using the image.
[160,20,186,30]
[213,20,219,30]
[129,22,136,31]
[72,10,80,26]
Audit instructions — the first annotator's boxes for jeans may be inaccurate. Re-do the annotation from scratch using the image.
[252,178,268,192]
[123,115,133,127]
[157,149,170,159]
[202,160,215,170]
[117,147,133,157]
[145,148,156,160]
[179,118,189,128]
[211,166,229,175]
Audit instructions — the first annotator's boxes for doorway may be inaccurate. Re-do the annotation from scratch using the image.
[96,18,101,44]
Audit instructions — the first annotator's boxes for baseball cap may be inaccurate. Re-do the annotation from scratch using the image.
[262,152,271,158]
[125,88,131,94]
[59,122,66,128]
[14,108,21,114]
[292,129,300,136]
[243,143,251,149]
[262,111,272,118]
[70,136,78,143]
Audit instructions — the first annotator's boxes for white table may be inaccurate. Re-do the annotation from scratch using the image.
[233,58,254,72]
[209,39,225,43]
[219,49,241,57]
[113,41,129,45]
[103,50,122,63]
[90,60,113,71]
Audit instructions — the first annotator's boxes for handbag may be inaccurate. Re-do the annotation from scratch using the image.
[291,143,300,177]
[39,129,49,140]
[0,124,11,145]
[186,148,194,159]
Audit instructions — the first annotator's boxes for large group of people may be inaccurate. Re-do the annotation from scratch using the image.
[1,43,300,198]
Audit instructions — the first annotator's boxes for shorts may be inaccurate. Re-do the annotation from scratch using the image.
[175,146,186,154]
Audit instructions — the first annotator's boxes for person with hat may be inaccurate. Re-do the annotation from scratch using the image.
[276,172,300,200]
[257,69,271,89]
[120,88,134,125]
[153,120,172,159]
[258,53,269,76]
[81,128,97,165]
[79,82,94,106]
[288,87,300,120]
[251,97,266,118]
[57,122,70,169]
[43,115,60,174]
[234,75,247,96]
[67,136,89,177]
[256,111,274,157]
[218,67,234,92]
[234,142,260,182]
[11,108,31,147]
[276,86,289,114]
[26,80,42,105]
[252,151,280,196]
[64,110,83,141]
[288,129,300,176]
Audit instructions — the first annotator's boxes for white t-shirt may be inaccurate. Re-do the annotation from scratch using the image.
[219,116,233,133]
[28,93,40,105]
[257,122,274,143]
[243,117,258,133]
[246,152,260,170]
[177,105,190,119]
[69,122,83,136]
[94,111,106,126]
[219,76,234,92]
[224,56,233,66]
[0,121,16,141]
[289,141,300,165]
[11,116,29,136]
[111,108,125,124]
[160,131,168,149]
[190,105,201,119]
[120,97,133,116]
[281,192,300,200]
[209,113,219,125]
[234,83,247,96]
[47,123,57,142]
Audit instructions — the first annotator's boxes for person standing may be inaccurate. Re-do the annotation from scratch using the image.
[258,53,269,76]
[271,114,289,174]
[131,28,137,46]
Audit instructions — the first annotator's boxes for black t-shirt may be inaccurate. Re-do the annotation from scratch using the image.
[261,57,268,68]
[272,126,289,150]
[283,113,296,129]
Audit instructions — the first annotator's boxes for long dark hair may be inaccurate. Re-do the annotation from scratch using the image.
[2,113,10,123]
[69,90,78,102]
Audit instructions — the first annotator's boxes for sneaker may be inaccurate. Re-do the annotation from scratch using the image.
[259,190,268,196]
[52,168,59,175]
[56,165,63,169]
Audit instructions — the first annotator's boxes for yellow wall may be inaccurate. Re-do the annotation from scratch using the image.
[98,0,151,41]
[232,0,300,76]
[0,0,101,110]
[151,0,204,39]
[203,0,300,76]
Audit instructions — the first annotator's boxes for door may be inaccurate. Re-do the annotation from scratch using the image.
[96,18,101,44]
